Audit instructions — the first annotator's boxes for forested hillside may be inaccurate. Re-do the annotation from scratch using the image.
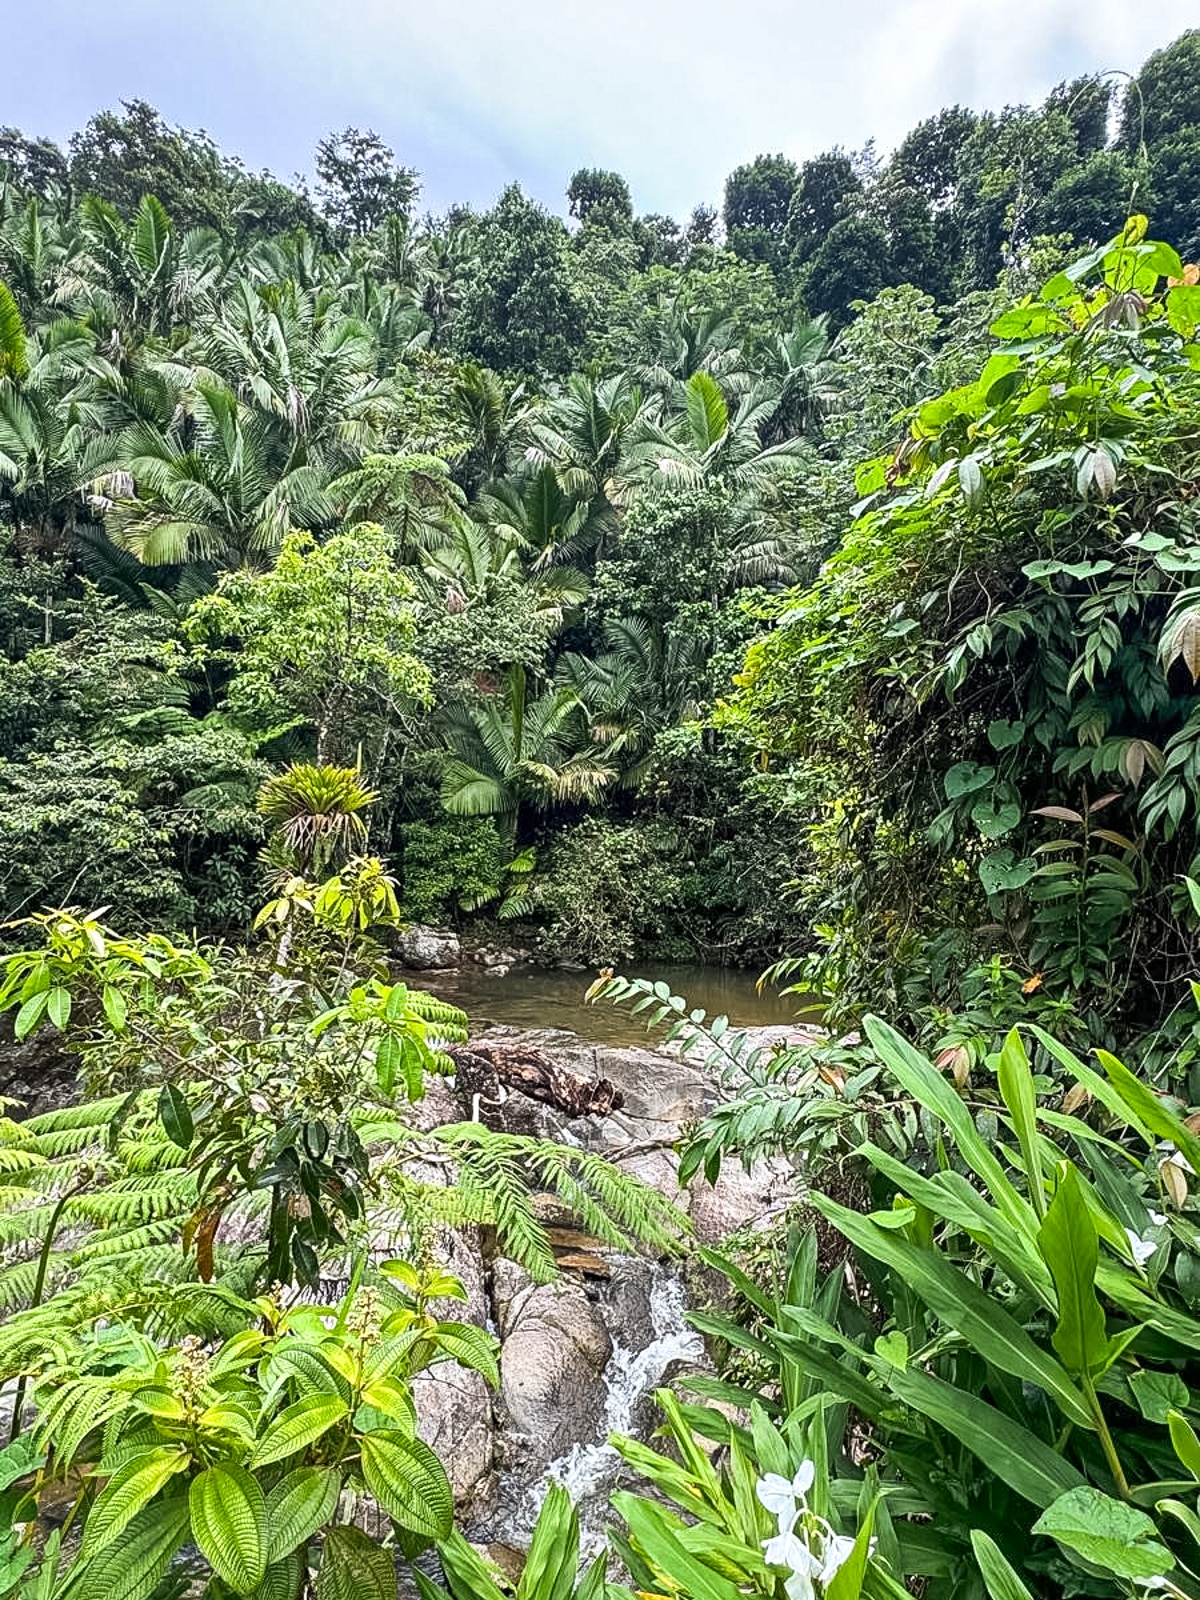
[2,29,1200,1059]
[5,25,1200,1600]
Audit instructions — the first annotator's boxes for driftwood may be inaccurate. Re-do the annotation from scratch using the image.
[446,1041,624,1117]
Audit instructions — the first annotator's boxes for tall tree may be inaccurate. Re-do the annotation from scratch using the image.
[68,100,231,230]
[452,185,585,377]
[786,151,862,266]
[723,153,800,275]
[1120,29,1200,151]
[0,128,69,197]
[567,168,633,227]
[313,127,419,237]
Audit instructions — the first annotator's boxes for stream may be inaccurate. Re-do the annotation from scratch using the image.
[426,962,805,1552]
[427,961,802,1045]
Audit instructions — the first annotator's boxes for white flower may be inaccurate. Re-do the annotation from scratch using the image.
[817,1532,857,1585]
[756,1463,816,1523]
[764,1530,819,1572]
[1125,1227,1158,1267]
[1148,1211,1168,1226]
[784,1568,816,1600]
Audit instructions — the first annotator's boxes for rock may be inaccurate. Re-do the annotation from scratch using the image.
[687,1155,799,1244]
[497,1272,613,1467]
[483,964,511,978]
[472,1029,708,1126]
[396,925,461,970]
[413,1361,493,1509]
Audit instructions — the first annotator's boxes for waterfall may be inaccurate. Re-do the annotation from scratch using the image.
[504,1267,705,1553]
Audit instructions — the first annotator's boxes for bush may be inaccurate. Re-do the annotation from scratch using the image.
[399,816,505,923]
[537,816,692,963]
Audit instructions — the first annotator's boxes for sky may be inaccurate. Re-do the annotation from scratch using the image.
[5,0,1197,219]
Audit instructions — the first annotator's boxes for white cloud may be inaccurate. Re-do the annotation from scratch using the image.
[7,0,1197,217]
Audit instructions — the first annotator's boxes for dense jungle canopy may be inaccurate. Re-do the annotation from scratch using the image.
[5,25,1200,1600]
[2,28,1200,1069]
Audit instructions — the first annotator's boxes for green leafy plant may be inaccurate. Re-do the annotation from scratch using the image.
[2,1274,494,1599]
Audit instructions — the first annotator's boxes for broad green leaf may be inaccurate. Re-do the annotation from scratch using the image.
[885,1366,1084,1508]
[434,1531,507,1600]
[359,1432,453,1538]
[1095,1049,1200,1176]
[80,1446,189,1560]
[45,986,71,1028]
[248,1552,304,1600]
[854,1143,1053,1304]
[862,1016,1034,1235]
[101,984,128,1032]
[375,1033,400,1094]
[826,1500,876,1600]
[1033,1487,1174,1579]
[249,1394,348,1468]
[970,1531,1034,1600]
[14,989,49,1040]
[612,1492,743,1600]
[1158,1499,1200,1549]
[263,1344,352,1404]
[427,1323,500,1387]
[1038,1165,1109,1376]
[1168,1410,1200,1480]
[1129,1370,1189,1423]
[520,1483,580,1600]
[996,1028,1044,1219]
[265,1466,341,1562]
[812,1193,1091,1427]
[189,1464,269,1594]
[157,1083,194,1150]
[73,1497,191,1600]
[316,1524,398,1600]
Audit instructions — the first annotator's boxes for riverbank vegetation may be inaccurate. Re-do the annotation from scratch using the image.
[1,22,1200,1600]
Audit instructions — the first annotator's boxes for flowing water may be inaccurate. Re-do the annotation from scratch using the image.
[503,1269,706,1554]
[427,962,803,1045]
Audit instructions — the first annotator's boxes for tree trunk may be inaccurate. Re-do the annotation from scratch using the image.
[447,1042,623,1117]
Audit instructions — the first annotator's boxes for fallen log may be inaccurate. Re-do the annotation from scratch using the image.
[446,1041,624,1117]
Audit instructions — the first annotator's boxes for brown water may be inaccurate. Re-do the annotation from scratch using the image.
[424,962,804,1046]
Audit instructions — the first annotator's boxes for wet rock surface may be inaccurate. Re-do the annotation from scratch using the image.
[410,1016,806,1538]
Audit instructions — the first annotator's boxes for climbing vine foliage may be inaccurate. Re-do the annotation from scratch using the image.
[728,219,1200,1072]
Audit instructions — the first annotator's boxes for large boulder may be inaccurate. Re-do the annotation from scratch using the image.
[396,925,461,970]
[495,1265,613,1469]
[687,1155,799,1244]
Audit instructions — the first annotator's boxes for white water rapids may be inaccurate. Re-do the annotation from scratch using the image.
[502,1269,705,1553]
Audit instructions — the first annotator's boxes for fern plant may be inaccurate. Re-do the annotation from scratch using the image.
[362,1118,689,1282]
[585,972,897,1183]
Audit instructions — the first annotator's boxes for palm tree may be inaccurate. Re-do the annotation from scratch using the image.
[557,616,708,781]
[98,375,330,566]
[475,464,609,575]
[192,278,398,471]
[448,362,531,490]
[622,370,806,498]
[0,301,112,551]
[758,314,837,442]
[524,372,646,499]
[635,301,751,394]
[418,514,587,628]
[438,664,615,840]
[327,452,467,555]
